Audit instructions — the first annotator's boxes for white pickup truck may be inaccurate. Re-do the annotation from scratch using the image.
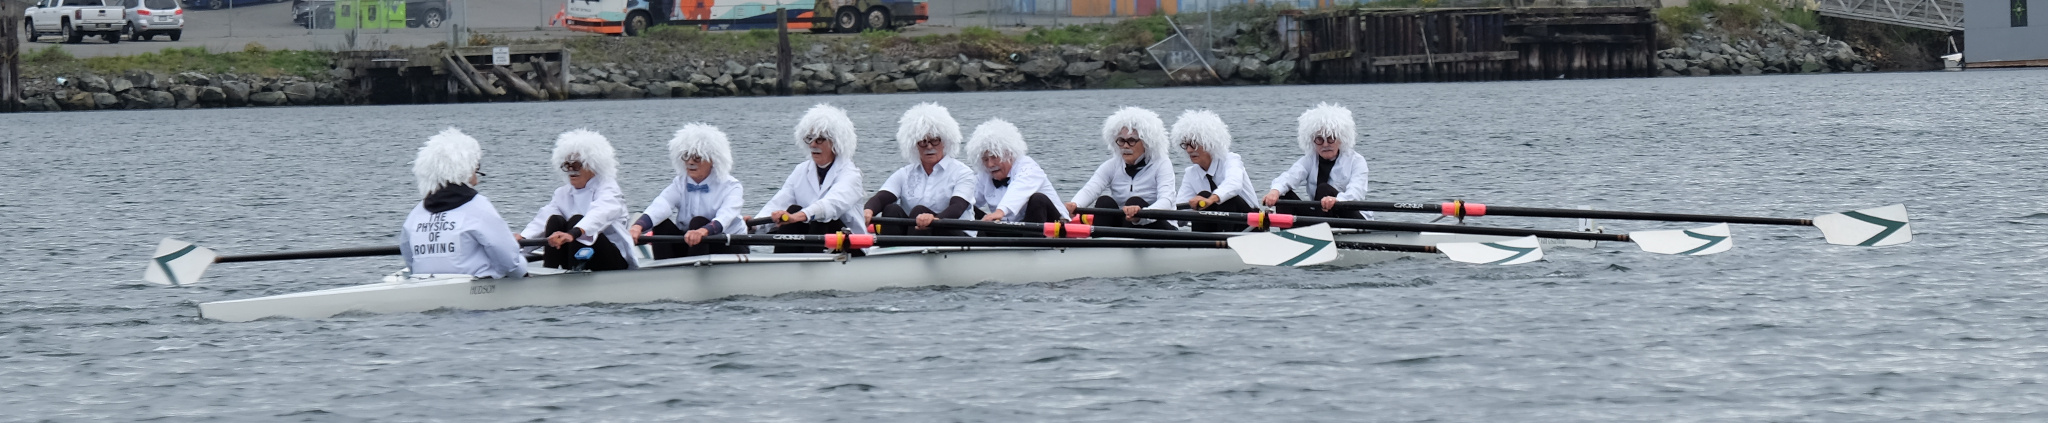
[25,0,129,44]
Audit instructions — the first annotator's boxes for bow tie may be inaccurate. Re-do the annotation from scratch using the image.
[991,178,1010,188]
[685,183,711,193]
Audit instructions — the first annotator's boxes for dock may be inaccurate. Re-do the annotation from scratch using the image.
[335,44,570,104]
[1298,7,1657,84]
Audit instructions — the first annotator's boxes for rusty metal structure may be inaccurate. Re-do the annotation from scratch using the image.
[1298,6,1657,84]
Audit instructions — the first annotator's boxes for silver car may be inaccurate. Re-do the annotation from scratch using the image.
[121,0,184,41]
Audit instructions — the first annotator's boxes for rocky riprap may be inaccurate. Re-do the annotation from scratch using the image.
[1655,14,1874,76]
[15,70,344,112]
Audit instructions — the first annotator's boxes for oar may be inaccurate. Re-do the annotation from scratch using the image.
[145,238,549,287]
[1085,207,1732,256]
[867,217,1544,265]
[1274,200,1912,247]
[642,224,1382,267]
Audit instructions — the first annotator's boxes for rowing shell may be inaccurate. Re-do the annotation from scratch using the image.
[196,231,1564,322]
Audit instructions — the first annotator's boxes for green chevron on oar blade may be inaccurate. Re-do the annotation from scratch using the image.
[1272,230,1333,266]
[1813,204,1912,247]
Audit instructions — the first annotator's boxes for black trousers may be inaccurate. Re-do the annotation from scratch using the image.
[769,205,850,253]
[872,204,968,237]
[975,193,1062,237]
[649,216,749,259]
[541,215,631,271]
[1188,193,1255,233]
[1275,183,1365,220]
[1084,196,1179,230]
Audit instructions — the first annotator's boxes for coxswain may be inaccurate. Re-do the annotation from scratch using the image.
[1170,110,1258,232]
[632,123,748,259]
[400,128,528,279]
[516,129,636,271]
[756,104,867,253]
[964,118,1067,226]
[862,103,975,236]
[1065,107,1178,230]
[1261,103,1373,219]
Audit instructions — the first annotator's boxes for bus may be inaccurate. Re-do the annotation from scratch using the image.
[564,0,928,36]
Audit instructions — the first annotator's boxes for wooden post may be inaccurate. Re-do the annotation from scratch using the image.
[774,7,791,96]
[490,65,544,100]
[1,0,24,113]
[442,55,485,97]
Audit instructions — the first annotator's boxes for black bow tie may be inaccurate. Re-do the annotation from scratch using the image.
[991,178,1010,188]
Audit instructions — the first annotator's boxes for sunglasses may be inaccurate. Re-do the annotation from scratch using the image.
[1114,137,1143,146]
[916,138,943,148]
[560,162,584,173]
[1312,136,1341,146]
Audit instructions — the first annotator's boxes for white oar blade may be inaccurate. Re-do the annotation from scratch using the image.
[144,238,218,286]
[1436,236,1544,265]
[1628,223,1735,255]
[1226,223,1338,267]
[1813,204,1912,246]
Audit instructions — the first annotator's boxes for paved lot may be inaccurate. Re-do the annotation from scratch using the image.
[28,0,1116,58]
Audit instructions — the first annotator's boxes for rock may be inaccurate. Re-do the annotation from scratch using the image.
[1114,53,1141,72]
[1659,58,1687,72]
[145,90,176,109]
[116,90,149,109]
[1687,67,1711,77]
[870,59,898,74]
[644,83,672,98]
[178,72,212,86]
[1800,57,1823,73]
[914,72,955,91]
[220,81,251,106]
[604,83,644,99]
[171,85,199,108]
[569,83,603,98]
[801,63,832,75]
[957,76,983,92]
[588,68,610,80]
[249,91,288,106]
[92,92,121,108]
[1740,65,1763,75]
[284,83,319,105]
[983,60,1012,71]
[316,83,339,104]
[1019,57,1066,79]
[960,62,985,79]
[63,92,97,110]
[27,94,60,112]
[724,60,748,77]
[1698,51,1721,63]
[1237,57,1266,80]
[1065,61,1104,77]
[79,75,111,93]
[199,86,226,104]
[1267,60,1296,84]
[789,80,809,94]
[892,78,921,93]
[1211,58,1237,80]
[1659,69,1681,77]
[939,60,961,77]
[684,73,712,86]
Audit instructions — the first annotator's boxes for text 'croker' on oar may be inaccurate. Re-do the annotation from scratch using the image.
[145,238,548,287]
[1085,207,1731,257]
[868,216,1545,265]
[1274,200,1913,247]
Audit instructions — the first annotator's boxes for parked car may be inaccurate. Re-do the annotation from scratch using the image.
[404,0,445,28]
[24,0,127,44]
[186,0,281,10]
[121,0,184,41]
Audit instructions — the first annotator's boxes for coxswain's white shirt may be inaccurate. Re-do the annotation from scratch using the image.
[1176,152,1258,205]
[519,174,637,268]
[1069,157,1178,210]
[975,156,1068,222]
[401,194,529,279]
[877,157,976,219]
[756,158,867,233]
[643,173,747,234]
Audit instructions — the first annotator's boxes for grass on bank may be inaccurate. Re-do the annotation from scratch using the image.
[1655,0,1820,35]
[22,43,334,79]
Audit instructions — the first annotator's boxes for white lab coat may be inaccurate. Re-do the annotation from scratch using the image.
[1175,152,1258,205]
[1069,157,1178,210]
[975,156,1068,222]
[756,158,867,233]
[519,175,637,268]
[401,194,529,279]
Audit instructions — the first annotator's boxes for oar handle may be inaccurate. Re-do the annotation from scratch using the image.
[1275,199,1812,226]
[215,239,549,263]
[1087,207,1630,242]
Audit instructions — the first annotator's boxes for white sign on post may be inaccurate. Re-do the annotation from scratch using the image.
[492,47,510,66]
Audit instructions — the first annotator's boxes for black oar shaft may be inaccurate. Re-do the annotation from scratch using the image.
[642,234,1229,250]
[1276,200,1812,226]
[1085,208,1629,242]
[215,239,549,263]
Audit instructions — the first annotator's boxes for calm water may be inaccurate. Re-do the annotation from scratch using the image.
[4,69,2046,421]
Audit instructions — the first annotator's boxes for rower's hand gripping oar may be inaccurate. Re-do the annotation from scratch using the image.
[1092,207,1718,257]
[1276,200,1912,247]
[871,217,1543,266]
[145,238,549,286]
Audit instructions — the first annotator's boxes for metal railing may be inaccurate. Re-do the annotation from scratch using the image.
[1809,0,1963,32]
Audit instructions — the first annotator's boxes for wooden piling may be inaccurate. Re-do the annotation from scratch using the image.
[490,66,545,101]
[775,8,791,96]
[1298,7,1654,84]
[1,0,23,113]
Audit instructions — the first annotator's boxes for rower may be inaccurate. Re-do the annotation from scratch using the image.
[516,129,636,271]
[863,102,975,237]
[400,128,528,279]
[1261,103,1373,220]
[964,118,1067,228]
[756,104,867,253]
[1170,110,1257,232]
[633,123,748,259]
[1066,107,1179,230]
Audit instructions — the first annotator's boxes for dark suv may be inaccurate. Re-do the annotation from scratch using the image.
[403,0,444,28]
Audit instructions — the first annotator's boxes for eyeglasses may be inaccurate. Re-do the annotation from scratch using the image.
[915,138,942,148]
[1114,137,1143,146]
[476,169,487,177]
[805,136,831,146]
[1312,136,1341,146]
[560,162,584,173]
[1178,141,1200,151]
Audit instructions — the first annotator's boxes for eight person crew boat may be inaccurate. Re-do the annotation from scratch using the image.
[400,128,529,280]
[632,123,748,259]
[864,103,975,237]
[517,129,637,271]
[143,105,1921,322]
[756,104,868,253]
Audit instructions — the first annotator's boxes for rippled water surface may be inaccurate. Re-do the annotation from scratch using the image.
[5,69,2046,421]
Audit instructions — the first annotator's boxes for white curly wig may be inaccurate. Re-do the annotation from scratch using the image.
[1296,102,1357,155]
[669,123,734,180]
[1099,106,1171,164]
[792,103,857,161]
[894,102,963,164]
[549,129,618,182]
[1170,109,1232,157]
[966,118,1028,172]
[412,127,483,197]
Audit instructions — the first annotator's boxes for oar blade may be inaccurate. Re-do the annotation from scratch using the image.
[1628,223,1735,255]
[1226,224,1339,267]
[1436,236,1544,265]
[1813,204,1912,246]
[144,238,218,286]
